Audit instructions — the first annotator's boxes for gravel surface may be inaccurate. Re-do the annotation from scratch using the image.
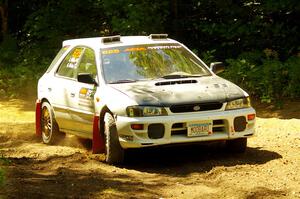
[0,99,299,199]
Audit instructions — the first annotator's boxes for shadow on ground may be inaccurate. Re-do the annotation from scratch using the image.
[122,143,282,176]
[1,154,162,199]
[0,138,283,198]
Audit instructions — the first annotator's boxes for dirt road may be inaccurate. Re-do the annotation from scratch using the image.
[0,99,300,198]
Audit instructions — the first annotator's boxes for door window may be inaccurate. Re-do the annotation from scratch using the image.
[56,47,84,78]
[77,48,97,79]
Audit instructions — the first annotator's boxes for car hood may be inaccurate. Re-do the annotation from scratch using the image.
[108,76,246,106]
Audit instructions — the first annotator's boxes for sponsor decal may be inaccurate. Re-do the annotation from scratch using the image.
[72,49,83,58]
[148,46,182,50]
[79,87,96,108]
[124,47,146,52]
[79,87,96,99]
[102,49,120,55]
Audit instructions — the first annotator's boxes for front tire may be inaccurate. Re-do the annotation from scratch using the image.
[41,102,61,144]
[226,138,247,153]
[104,113,124,164]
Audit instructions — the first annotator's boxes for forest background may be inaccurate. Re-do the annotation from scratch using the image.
[0,0,299,104]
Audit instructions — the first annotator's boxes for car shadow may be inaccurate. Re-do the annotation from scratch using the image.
[1,154,163,198]
[122,142,282,176]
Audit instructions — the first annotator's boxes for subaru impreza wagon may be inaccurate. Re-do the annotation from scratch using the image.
[36,34,256,164]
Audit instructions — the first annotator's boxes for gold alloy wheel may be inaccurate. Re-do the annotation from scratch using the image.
[42,106,51,139]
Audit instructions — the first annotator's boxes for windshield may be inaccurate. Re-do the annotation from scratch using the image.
[101,44,211,84]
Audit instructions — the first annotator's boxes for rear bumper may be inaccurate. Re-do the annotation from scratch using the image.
[115,107,256,149]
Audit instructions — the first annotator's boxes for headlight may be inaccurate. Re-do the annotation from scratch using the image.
[126,106,168,117]
[225,97,251,110]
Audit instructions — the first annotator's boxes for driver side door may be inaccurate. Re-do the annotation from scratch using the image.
[66,47,98,138]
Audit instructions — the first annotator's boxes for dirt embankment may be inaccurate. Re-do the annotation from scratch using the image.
[0,99,300,198]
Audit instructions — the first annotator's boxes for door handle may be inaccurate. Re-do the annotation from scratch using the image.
[70,93,75,97]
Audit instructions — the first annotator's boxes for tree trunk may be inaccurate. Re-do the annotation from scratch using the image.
[172,0,179,38]
[0,0,8,35]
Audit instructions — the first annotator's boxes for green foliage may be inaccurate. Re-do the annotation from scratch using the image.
[24,0,107,40]
[0,0,299,101]
[1,0,108,99]
[0,35,32,99]
[0,65,38,99]
[0,168,4,186]
[103,0,169,35]
[222,50,300,103]
[200,49,217,65]
[21,0,108,67]
[0,155,10,186]
[173,0,299,61]
[285,56,300,97]
[0,35,18,67]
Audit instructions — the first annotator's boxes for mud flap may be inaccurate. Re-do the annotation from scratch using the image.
[92,115,105,153]
[35,99,42,137]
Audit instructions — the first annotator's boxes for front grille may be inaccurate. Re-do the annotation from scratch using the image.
[170,102,223,113]
[212,120,226,133]
[171,123,186,135]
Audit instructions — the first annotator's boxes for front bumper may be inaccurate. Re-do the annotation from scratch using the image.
[115,108,256,149]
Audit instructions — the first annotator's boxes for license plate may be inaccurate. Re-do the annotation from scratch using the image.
[187,121,213,137]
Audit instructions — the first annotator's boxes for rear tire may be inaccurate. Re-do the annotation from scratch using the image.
[226,138,247,153]
[41,102,63,144]
[104,113,124,164]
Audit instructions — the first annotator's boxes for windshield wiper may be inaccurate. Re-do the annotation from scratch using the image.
[109,79,137,84]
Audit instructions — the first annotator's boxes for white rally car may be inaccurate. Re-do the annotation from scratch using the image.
[36,34,256,164]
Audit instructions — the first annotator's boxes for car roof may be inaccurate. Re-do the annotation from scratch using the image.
[62,35,179,49]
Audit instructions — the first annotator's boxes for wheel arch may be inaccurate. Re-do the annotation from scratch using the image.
[98,105,124,164]
[99,105,113,137]
[92,105,113,154]
[40,97,50,105]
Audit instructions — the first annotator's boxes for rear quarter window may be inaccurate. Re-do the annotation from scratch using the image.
[46,46,70,73]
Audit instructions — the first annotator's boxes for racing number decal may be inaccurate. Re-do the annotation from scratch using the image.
[67,48,83,69]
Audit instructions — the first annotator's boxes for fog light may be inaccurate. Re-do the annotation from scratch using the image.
[148,123,164,139]
[234,116,247,132]
[131,124,144,130]
[247,114,256,121]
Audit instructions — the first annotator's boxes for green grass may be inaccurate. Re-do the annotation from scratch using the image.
[0,156,10,186]
[0,168,4,186]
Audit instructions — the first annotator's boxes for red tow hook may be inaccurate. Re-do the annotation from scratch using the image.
[35,99,42,137]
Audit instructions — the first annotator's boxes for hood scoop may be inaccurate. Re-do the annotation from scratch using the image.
[155,79,197,86]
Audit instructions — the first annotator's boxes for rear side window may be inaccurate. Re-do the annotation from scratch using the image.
[46,46,70,73]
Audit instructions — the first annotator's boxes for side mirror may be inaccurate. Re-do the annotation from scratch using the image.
[210,62,225,74]
[77,73,97,85]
